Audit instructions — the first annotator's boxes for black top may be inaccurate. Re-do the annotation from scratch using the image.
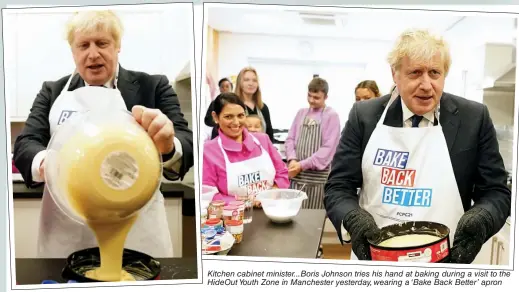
[13,66,194,187]
[324,93,511,243]
[204,99,274,141]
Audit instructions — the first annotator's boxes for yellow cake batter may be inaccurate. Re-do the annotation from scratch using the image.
[59,123,161,281]
[378,234,440,248]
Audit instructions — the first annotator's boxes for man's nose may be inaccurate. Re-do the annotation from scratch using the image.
[419,75,433,91]
[87,44,101,59]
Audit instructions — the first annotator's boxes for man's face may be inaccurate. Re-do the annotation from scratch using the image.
[71,30,119,86]
[393,53,445,116]
[307,90,327,109]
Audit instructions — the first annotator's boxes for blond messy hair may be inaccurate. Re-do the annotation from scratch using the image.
[387,29,452,76]
[66,10,124,48]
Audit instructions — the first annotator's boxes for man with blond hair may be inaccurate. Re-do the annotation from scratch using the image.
[324,29,511,264]
[13,10,193,258]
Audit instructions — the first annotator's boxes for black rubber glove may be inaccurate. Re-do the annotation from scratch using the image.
[343,208,381,260]
[450,207,494,264]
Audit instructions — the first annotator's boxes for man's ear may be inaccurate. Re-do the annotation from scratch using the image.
[391,67,398,84]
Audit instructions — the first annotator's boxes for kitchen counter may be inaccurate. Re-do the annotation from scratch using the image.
[14,257,198,285]
[12,181,195,200]
[226,208,326,259]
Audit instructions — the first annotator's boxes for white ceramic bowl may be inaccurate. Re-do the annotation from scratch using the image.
[255,189,308,223]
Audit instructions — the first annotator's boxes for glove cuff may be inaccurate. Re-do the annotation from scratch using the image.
[470,207,494,240]
[343,208,378,239]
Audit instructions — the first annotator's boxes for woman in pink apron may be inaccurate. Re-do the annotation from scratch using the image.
[202,93,289,211]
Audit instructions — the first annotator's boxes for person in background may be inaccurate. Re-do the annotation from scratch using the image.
[284,77,341,209]
[203,77,233,132]
[245,114,263,133]
[324,29,511,263]
[203,92,288,207]
[355,80,381,101]
[204,68,274,142]
[217,67,274,141]
[219,77,233,93]
[12,10,193,259]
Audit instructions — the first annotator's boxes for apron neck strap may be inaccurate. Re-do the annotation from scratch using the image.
[63,69,76,92]
[64,64,120,91]
[217,133,262,163]
[378,95,440,127]
[306,106,326,116]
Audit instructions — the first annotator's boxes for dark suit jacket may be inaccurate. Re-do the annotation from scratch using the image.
[13,66,194,187]
[324,92,511,242]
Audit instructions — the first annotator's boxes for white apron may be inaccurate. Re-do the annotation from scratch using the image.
[218,134,276,206]
[37,71,174,258]
[350,96,464,260]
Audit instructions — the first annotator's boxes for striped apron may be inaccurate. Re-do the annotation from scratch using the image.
[290,109,329,209]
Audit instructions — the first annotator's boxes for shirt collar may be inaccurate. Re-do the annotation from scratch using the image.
[84,63,119,88]
[218,128,256,152]
[401,97,436,124]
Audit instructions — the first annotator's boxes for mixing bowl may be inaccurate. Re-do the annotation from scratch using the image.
[255,189,308,223]
[44,109,163,225]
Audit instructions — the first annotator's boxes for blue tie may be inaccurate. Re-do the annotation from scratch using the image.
[411,115,423,128]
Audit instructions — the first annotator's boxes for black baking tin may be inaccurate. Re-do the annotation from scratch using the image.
[61,247,161,282]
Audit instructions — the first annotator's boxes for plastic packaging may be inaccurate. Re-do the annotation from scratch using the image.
[44,109,163,225]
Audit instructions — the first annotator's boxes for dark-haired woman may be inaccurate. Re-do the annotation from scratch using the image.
[202,92,288,207]
[204,68,274,142]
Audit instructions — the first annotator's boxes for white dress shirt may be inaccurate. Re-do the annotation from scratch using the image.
[401,99,436,128]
